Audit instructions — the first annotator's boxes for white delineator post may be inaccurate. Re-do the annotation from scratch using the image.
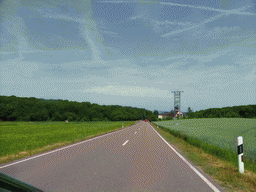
[122,123,124,128]
[237,136,244,174]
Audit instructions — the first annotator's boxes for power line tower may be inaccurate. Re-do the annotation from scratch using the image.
[171,91,184,121]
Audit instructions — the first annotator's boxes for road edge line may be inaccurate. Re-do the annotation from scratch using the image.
[149,123,221,192]
[0,122,140,169]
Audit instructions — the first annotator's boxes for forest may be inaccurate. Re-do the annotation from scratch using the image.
[0,95,255,122]
[161,105,256,120]
[0,95,159,122]
[186,105,256,119]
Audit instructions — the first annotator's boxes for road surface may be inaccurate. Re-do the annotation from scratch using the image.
[0,121,224,191]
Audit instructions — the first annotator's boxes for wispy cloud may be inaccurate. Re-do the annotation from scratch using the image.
[159,2,254,16]
[32,7,113,63]
[130,9,150,20]
[35,8,91,24]
[162,5,253,37]
[98,1,255,39]
[81,85,171,98]
[0,15,47,57]
[152,20,194,27]
[99,1,255,16]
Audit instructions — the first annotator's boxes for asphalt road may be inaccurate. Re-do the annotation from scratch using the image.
[0,121,224,192]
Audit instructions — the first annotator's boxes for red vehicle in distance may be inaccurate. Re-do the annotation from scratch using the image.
[144,119,149,122]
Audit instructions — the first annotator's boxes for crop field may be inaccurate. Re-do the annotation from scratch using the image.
[154,118,256,163]
[0,121,135,162]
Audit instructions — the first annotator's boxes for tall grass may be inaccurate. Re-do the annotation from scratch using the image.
[153,118,256,172]
[0,121,135,158]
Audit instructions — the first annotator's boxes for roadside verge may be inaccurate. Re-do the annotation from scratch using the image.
[151,122,256,192]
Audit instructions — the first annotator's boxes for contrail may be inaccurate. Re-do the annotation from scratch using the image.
[35,7,106,63]
[98,1,255,16]
[160,2,254,16]
[161,5,252,37]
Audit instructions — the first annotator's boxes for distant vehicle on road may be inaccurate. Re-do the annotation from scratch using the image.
[144,119,149,122]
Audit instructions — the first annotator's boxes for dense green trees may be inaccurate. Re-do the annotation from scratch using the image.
[148,104,255,121]
[1,95,254,122]
[153,110,158,117]
[186,105,256,119]
[0,95,158,122]
[187,107,193,117]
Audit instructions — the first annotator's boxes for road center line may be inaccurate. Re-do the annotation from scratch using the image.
[0,125,134,169]
[122,140,129,146]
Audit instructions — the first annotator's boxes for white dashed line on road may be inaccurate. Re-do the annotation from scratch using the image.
[122,140,129,146]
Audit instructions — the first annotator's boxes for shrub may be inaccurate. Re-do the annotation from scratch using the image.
[16,117,25,122]
[0,119,2,122]
[67,116,73,122]
[16,115,30,122]
[80,117,89,122]
[208,114,213,118]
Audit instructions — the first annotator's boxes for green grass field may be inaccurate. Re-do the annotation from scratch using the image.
[0,121,135,159]
[154,118,256,165]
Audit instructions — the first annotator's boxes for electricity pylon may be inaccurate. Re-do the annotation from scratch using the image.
[171,91,184,123]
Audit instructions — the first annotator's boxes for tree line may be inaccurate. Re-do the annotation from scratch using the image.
[0,95,159,122]
[159,105,256,121]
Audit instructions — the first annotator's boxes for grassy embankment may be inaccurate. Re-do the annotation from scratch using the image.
[0,121,137,165]
[152,118,256,192]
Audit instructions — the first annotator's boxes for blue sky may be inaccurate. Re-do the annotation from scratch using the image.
[0,0,255,113]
